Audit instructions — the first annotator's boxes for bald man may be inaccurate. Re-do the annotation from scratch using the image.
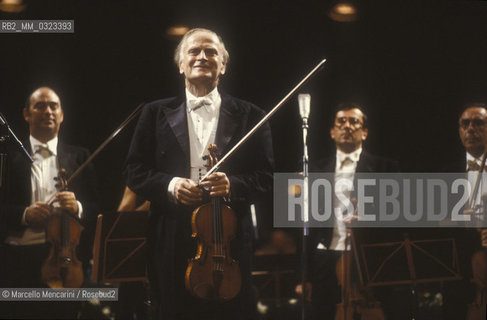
[0,87,98,316]
[125,28,274,320]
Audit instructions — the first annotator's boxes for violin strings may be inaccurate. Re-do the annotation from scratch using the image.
[217,198,222,272]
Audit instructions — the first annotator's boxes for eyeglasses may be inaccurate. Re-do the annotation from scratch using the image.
[335,117,363,129]
[459,118,487,129]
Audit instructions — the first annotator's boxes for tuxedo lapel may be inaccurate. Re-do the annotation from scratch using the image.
[458,157,467,172]
[215,94,240,155]
[57,143,78,178]
[163,101,190,161]
[160,94,240,161]
[16,140,33,201]
[356,151,373,172]
[325,158,336,172]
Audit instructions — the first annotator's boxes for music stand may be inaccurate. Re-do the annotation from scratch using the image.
[92,211,149,283]
[252,253,297,307]
[358,233,462,288]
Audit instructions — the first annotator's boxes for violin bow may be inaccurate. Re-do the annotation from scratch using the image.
[199,58,327,183]
[47,102,145,205]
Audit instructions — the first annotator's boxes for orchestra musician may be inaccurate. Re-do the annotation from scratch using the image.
[443,102,487,320]
[0,87,98,318]
[297,103,399,320]
[124,28,274,320]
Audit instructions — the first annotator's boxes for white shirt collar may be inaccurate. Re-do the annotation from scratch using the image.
[185,87,220,112]
[466,152,480,164]
[466,152,484,171]
[336,147,362,164]
[30,135,58,156]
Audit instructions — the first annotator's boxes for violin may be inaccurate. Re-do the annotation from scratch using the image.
[335,199,386,320]
[37,103,147,288]
[41,168,84,288]
[185,144,241,301]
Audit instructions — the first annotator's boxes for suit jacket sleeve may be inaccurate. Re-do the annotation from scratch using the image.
[0,142,99,240]
[0,194,27,230]
[124,102,177,208]
[0,142,30,232]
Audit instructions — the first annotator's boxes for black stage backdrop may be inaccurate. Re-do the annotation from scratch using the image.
[1,0,487,212]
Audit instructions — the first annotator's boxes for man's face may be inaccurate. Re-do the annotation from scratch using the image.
[330,108,368,153]
[23,88,63,141]
[459,107,487,158]
[178,30,226,89]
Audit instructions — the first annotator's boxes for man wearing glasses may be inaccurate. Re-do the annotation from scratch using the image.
[442,103,487,319]
[459,103,487,169]
[300,102,399,320]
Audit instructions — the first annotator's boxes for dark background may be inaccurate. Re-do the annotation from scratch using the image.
[1,0,487,211]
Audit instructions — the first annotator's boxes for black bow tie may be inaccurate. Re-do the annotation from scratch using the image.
[188,97,212,111]
[34,144,52,157]
[340,157,353,169]
[467,160,481,172]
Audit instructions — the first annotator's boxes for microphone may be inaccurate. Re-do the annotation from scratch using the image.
[0,112,34,163]
[298,94,311,119]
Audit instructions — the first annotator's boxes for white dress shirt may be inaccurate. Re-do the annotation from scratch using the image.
[167,88,221,200]
[5,135,83,246]
[466,152,483,172]
[466,152,487,213]
[328,148,362,251]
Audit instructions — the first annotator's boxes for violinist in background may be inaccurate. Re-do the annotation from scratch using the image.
[296,103,399,320]
[443,102,487,320]
[0,87,98,318]
[125,28,274,320]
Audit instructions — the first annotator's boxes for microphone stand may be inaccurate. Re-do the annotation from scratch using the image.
[0,113,33,204]
[0,112,34,164]
[0,132,7,199]
[300,111,309,320]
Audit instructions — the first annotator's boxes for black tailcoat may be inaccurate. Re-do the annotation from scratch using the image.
[125,92,274,319]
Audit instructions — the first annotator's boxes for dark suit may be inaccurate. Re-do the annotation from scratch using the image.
[125,92,274,319]
[308,150,400,250]
[0,139,98,318]
[442,156,483,265]
[442,156,483,320]
[443,158,466,173]
[306,150,399,320]
[0,140,98,244]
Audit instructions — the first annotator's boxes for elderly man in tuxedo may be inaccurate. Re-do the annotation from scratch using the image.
[125,28,274,320]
